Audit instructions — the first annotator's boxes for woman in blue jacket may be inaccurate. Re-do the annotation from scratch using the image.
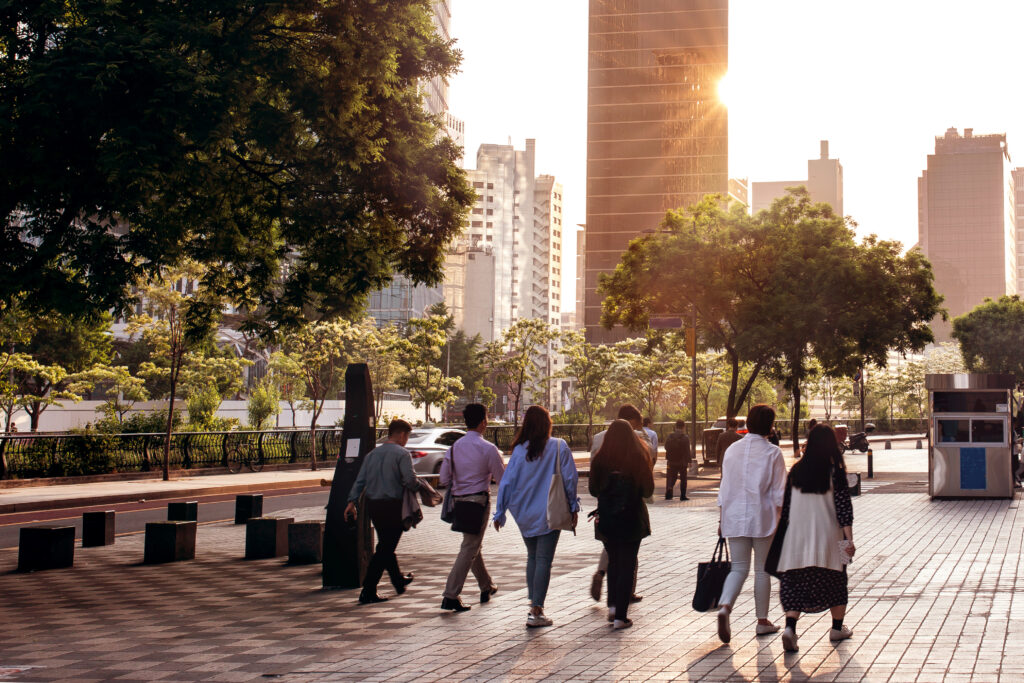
[494,405,580,628]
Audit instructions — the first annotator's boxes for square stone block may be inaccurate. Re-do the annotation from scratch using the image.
[82,511,115,547]
[246,517,294,560]
[143,521,197,564]
[288,521,324,564]
[18,526,75,572]
[167,501,198,521]
[234,494,263,524]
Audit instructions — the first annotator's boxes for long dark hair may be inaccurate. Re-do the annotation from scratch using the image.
[593,419,648,475]
[512,405,552,461]
[790,423,846,494]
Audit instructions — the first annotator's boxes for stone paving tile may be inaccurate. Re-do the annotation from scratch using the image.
[2,476,1022,681]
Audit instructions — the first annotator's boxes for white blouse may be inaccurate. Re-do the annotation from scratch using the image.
[717,434,787,538]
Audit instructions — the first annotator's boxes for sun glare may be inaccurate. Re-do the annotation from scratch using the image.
[717,72,732,108]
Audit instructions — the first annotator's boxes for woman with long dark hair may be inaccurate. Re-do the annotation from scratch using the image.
[590,419,655,630]
[493,405,580,628]
[773,423,855,652]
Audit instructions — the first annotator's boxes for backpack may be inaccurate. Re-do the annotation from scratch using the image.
[597,471,639,538]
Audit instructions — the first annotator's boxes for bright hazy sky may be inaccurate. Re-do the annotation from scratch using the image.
[449,1,1024,293]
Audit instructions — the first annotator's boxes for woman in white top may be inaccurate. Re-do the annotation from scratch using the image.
[715,404,787,644]
[772,423,855,652]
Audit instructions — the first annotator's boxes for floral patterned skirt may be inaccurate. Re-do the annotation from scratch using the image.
[779,566,847,613]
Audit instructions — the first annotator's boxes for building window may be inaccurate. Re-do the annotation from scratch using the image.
[487,195,494,202]
[487,183,494,189]
[486,209,493,215]
[486,222,493,228]
[471,220,483,227]
[472,208,483,214]
[473,181,484,188]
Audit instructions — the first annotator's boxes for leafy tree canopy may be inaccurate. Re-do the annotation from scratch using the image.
[952,295,1024,382]
[1,0,473,334]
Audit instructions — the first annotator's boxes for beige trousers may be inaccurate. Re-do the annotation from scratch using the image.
[443,496,493,599]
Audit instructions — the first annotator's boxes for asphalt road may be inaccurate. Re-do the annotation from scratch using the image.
[0,486,331,551]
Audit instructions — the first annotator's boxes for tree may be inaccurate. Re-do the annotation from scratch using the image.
[72,365,149,424]
[179,352,252,427]
[866,366,903,433]
[396,315,463,422]
[364,324,404,422]
[689,352,729,423]
[483,319,559,427]
[130,262,221,479]
[559,331,620,447]
[599,196,777,420]
[0,353,34,431]
[268,352,307,428]
[952,296,1024,382]
[612,333,688,419]
[247,378,281,430]
[1,0,474,333]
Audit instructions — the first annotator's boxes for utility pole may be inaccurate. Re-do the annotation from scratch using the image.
[690,306,698,465]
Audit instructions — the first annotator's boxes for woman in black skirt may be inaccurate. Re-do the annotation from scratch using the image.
[773,423,855,652]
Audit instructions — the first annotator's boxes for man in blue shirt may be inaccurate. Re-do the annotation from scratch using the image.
[345,419,420,604]
[438,403,506,612]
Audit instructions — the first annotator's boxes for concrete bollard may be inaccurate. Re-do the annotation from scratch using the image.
[916,440,923,449]
[867,448,874,479]
[82,511,115,547]
[18,526,75,572]
[884,440,892,450]
[144,521,197,564]
[288,521,325,564]
[167,501,198,522]
[246,517,294,560]
[234,494,263,524]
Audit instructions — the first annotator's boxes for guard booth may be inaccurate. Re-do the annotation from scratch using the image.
[926,373,1015,499]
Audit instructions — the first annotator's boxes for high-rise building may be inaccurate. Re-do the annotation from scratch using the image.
[367,0,464,327]
[535,174,566,409]
[751,140,843,215]
[918,128,1016,341]
[584,0,729,343]
[1013,167,1024,294]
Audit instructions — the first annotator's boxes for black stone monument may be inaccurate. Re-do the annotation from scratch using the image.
[322,363,376,589]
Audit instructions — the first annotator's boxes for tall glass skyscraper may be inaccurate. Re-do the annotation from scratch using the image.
[584,0,728,342]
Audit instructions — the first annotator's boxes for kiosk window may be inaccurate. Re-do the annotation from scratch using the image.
[937,419,969,443]
[971,420,1004,443]
[933,391,1005,413]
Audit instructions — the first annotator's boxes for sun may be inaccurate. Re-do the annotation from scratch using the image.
[717,72,733,108]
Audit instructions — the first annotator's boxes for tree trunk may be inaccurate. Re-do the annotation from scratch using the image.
[29,400,41,432]
[163,360,178,481]
[309,403,319,471]
[725,352,740,418]
[791,386,802,455]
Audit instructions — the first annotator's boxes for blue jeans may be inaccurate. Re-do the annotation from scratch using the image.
[523,530,560,608]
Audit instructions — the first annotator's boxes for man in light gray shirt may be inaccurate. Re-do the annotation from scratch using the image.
[345,419,420,604]
[439,403,505,612]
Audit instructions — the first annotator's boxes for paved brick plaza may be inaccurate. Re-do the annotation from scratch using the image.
[2,450,1022,682]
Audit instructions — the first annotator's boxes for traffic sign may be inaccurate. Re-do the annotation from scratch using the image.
[649,317,683,329]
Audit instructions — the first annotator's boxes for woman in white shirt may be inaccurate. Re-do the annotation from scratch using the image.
[772,423,855,652]
[715,404,787,644]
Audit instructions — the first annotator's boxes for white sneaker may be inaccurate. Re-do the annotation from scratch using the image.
[607,607,615,622]
[717,607,731,643]
[756,621,781,635]
[527,612,553,628]
[829,625,853,641]
[782,627,799,652]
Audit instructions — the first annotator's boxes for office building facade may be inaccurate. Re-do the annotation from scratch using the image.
[751,140,843,215]
[584,0,729,343]
[918,128,1016,341]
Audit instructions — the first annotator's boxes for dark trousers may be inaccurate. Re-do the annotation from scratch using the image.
[666,462,688,498]
[363,498,405,594]
[604,539,641,621]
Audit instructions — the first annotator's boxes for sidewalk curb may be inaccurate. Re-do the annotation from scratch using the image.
[0,477,329,515]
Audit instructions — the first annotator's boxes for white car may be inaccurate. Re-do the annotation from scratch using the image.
[391,428,466,475]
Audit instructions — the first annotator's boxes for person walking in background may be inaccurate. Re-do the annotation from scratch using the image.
[715,418,743,465]
[774,423,855,652]
[664,419,692,500]
[768,427,781,446]
[345,419,420,605]
[589,404,654,602]
[590,420,655,630]
[439,403,505,612]
[493,405,580,628]
[715,404,787,643]
[642,417,659,463]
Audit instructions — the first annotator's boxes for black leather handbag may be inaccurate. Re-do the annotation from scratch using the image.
[692,536,732,612]
[445,442,487,533]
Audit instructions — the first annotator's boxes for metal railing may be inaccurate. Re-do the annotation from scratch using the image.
[0,417,927,481]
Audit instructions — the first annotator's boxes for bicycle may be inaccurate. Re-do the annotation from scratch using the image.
[226,441,264,473]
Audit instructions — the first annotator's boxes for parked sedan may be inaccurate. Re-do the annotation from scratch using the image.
[400,428,466,475]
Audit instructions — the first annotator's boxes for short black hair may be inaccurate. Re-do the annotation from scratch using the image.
[746,404,775,436]
[643,417,653,427]
[675,419,686,429]
[617,404,642,423]
[726,418,738,429]
[463,403,486,429]
[388,419,413,436]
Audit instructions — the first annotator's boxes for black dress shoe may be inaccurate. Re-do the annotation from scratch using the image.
[629,594,643,603]
[393,573,414,595]
[664,495,673,500]
[480,585,498,603]
[441,597,471,612]
[358,592,388,604]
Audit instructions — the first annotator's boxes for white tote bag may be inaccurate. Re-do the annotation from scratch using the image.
[546,441,576,532]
